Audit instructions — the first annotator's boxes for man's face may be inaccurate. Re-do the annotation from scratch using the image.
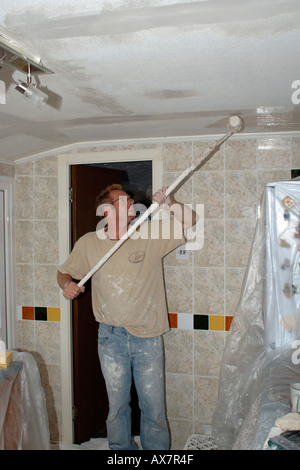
[109,189,135,224]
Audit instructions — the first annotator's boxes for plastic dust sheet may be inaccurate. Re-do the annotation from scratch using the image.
[212,181,300,450]
[0,351,50,450]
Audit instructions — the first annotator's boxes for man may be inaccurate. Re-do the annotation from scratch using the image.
[57,184,196,450]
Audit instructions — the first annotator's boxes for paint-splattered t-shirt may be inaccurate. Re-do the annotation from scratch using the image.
[59,217,185,337]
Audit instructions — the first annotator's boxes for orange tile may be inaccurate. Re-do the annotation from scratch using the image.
[225,316,233,331]
[168,313,178,328]
[209,315,224,331]
[22,306,34,320]
[48,307,61,322]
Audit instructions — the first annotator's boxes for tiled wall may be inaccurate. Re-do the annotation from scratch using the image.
[0,162,15,177]
[13,135,300,448]
[14,156,61,440]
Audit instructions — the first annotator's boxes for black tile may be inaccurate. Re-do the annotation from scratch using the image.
[194,314,209,330]
[35,306,47,321]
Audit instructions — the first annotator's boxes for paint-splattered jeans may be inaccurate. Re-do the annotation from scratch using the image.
[98,323,170,450]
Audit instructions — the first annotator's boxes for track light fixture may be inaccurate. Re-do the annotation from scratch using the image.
[0,32,53,105]
[11,63,49,105]
[0,33,53,75]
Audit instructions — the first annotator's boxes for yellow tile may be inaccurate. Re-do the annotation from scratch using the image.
[209,315,224,331]
[47,307,61,322]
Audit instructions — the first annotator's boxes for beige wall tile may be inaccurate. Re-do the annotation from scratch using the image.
[194,330,224,377]
[17,319,35,353]
[15,161,34,176]
[193,141,224,171]
[34,220,59,264]
[194,219,224,267]
[194,267,224,315]
[16,264,34,306]
[225,170,257,219]
[165,373,193,419]
[168,418,193,450]
[0,163,14,177]
[34,264,60,307]
[34,177,58,220]
[163,172,192,205]
[291,138,300,168]
[15,176,34,219]
[35,321,61,365]
[164,266,193,313]
[257,137,291,169]
[257,169,291,197]
[15,220,34,264]
[193,171,224,219]
[225,219,256,268]
[194,376,219,425]
[163,142,192,172]
[164,329,193,374]
[225,268,245,315]
[225,139,256,170]
[35,155,58,176]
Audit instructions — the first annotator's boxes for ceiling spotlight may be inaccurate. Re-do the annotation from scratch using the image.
[11,63,48,105]
[12,79,48,105]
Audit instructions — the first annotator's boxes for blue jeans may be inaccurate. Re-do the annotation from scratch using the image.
[98,323,170,450]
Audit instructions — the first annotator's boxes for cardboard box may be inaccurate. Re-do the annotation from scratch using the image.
[0,350,12,368]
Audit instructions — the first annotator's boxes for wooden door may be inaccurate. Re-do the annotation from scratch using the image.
[71,165,141,444]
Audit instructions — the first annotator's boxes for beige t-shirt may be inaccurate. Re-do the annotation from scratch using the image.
[59,217,185,337]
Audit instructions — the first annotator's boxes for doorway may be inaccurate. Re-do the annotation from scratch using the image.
[70,160,152,444]
[58,147,162,444]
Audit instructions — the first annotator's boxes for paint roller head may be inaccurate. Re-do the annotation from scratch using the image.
[227,115,244,133]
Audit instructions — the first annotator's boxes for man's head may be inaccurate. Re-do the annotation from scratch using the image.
[95,184,123,213]
[95,184,135,226]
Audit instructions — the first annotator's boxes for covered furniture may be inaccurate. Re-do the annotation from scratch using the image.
[0,351,50,450]
[213,182,300,449]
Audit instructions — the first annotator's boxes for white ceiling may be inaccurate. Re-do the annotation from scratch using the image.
[1,0,300,163]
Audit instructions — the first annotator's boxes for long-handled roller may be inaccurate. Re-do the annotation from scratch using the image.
[78,115,244,287]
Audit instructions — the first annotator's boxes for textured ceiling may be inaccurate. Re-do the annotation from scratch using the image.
[0,0,300,163]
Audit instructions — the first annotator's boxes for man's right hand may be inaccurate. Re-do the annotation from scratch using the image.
[63,281,85,300]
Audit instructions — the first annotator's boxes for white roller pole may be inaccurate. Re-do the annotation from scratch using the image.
[78,115,244,287]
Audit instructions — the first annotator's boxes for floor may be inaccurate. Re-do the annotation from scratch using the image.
[51,436,141,450]
[51,434,216,450]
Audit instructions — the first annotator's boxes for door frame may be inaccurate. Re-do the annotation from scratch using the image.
[0,176,16,350]
[58,148,163,444]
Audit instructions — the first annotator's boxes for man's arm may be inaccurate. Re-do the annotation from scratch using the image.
[152,187,197,229]
[57,270,84,300]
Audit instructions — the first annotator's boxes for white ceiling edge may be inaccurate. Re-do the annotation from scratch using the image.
[4,129,300,166]
[0,159,15,165]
